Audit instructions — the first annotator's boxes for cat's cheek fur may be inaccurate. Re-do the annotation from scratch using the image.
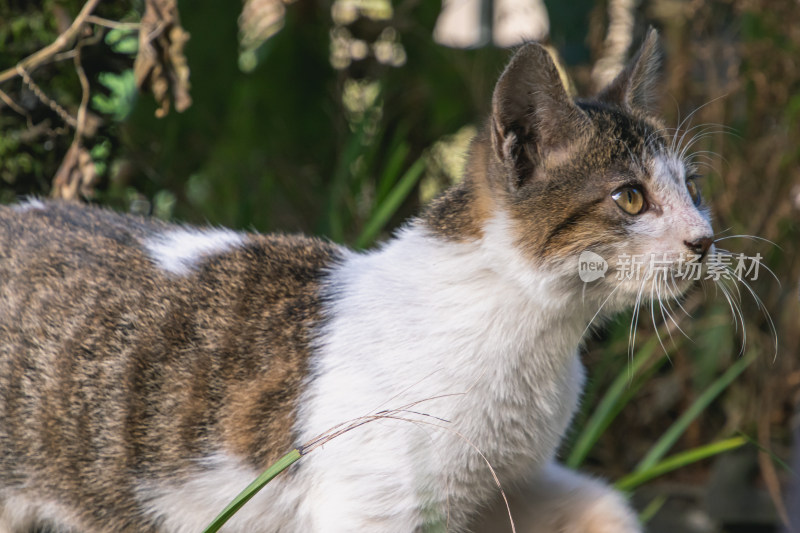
[641,154,713,250]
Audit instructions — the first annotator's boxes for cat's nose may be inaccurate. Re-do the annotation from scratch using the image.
[684,236,713,259]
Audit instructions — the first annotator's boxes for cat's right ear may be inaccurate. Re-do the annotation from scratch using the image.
[491,43,589,190]
[597,27,662,115]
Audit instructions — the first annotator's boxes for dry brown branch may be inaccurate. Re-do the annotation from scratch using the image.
[85,15,141,31]
[51,44,97,200]
[0,87,28,118]
[0,0,102,85]
[17,66,78,128]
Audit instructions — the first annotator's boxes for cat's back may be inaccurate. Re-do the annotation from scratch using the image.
[0,199,343,532]
[0,199,342,351]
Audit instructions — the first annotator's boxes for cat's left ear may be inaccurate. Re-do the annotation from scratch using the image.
[491,43,589,190]
[597,27,662,115]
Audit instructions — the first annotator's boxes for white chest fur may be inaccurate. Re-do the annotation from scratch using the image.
[293,215,593,530]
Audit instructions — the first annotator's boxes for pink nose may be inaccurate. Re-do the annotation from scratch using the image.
[684,236,713,258]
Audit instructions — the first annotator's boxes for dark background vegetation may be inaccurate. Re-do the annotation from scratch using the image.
[1,0,799,531]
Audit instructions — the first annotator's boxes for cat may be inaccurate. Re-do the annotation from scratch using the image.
[0,29,713,533]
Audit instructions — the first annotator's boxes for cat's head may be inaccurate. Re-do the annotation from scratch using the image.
[485,29,713,301]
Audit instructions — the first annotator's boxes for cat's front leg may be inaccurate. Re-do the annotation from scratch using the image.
[471,461,642,533]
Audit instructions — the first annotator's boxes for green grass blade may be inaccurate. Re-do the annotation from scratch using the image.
[639,494,668,524]
[737,431,797,475]
[615,436,748,492]
[635,351,755,473]
[325,126,368,242]
[202,448,302,533]
[566,337,661,468]
[356,156,426,248]
[375,142,410,204]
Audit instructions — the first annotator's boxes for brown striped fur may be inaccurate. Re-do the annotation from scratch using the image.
[0,202,341,531]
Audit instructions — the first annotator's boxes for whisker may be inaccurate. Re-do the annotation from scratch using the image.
[714,226,734,237]
[713,234,783,251]
[675,121,733,157]
[660,273,691,341]
[667,270,693,319]
[723,266,779,361]
[581,283,622,339]
[714,247,781,287]
[628,277,648,380]
[650,274,670,358]
[714,279,747,356]
[655,272,680,352]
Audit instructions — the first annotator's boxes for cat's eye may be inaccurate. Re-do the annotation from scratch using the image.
[611,187,645,215]
[686,177,702,206]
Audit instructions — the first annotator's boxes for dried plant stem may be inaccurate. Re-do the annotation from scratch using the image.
[51,42,93,200]
[0,0,102,85]
[0,87,28,118]
[17,66,77,128]
[85,15,141,30]
[72,46,90,140]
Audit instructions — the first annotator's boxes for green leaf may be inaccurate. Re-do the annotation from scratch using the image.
[565,337,663,468]
[105,28,139,55]
[375,141,410,204]
[356,155,427,248]
[325,125,368,242]
[639,494,668,524]
[615,436,748,492]
[92,70,138,121]
[634,351,755,473]
[202,448,302,533]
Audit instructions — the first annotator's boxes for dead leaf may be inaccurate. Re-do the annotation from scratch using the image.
[134,0,192,118]
[240,0,290,52]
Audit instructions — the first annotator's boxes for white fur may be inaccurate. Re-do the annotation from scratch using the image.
[11,198,46,213]
[138,212,637,532]
[144,228,246,275]
[136,453,310,533]
[0,492,83,533]
[290,213,617,531]
[473,462,641,533]
[639,154,713,256]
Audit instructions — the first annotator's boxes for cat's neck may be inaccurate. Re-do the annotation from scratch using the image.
[300,213,594,504]
[388,214,593,345]
[324,207,597,384]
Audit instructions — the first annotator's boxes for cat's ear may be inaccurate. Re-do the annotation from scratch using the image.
[491,43,589,189]
[597,27,662,114]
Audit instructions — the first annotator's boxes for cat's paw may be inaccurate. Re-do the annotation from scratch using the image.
[470,463,642,533]
[554,489,641,533]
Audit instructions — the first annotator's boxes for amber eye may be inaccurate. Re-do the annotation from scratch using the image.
[686,178,701,206]
[612,187,645,215]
